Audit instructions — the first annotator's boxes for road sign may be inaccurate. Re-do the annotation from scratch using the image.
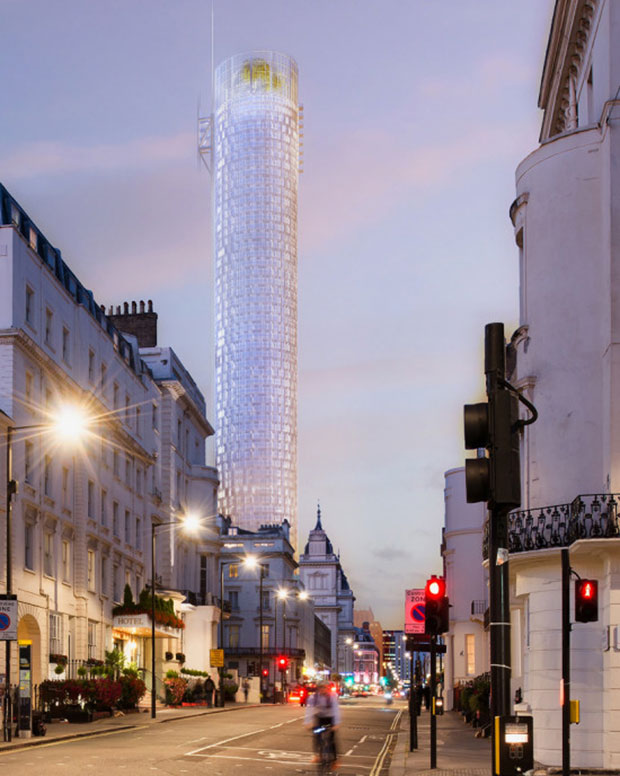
[405,589,425,634]
[210,649,224,667]
[0,597,17,641]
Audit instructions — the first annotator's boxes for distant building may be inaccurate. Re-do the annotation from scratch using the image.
[382,629,411,685]
[0,182,219,699]
[219,519,314,689]
[441,468,488,709]
[352,622,379,685]
[299,506,355,672]
[354,607,383,674]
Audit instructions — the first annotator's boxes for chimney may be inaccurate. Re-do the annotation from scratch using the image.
[106,299,158,348]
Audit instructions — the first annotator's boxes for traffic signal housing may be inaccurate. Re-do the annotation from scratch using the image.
[276,655,289,671]
[262,667,269,678]
[424,576,449,635]
[575,579,598,622]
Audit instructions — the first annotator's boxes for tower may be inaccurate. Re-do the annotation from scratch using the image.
[212,52,300,545]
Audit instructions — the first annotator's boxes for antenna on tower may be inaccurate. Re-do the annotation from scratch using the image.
[197,0,214,173]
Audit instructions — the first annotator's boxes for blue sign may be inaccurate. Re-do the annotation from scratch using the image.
[0,614,10,631]
[411,603,425,622]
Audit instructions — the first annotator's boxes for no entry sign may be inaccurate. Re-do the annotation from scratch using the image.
[0,597,17,641]
[405,589,425,634]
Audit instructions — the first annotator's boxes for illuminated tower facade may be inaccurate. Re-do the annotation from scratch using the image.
[213,51,300,545]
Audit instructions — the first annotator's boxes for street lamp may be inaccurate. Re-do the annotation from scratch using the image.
[3,402,92,742]
[150,512,201,719]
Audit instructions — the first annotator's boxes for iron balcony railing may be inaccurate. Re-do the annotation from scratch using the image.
[483,493,620,560]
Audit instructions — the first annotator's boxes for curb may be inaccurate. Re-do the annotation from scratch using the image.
[0,702,263,753]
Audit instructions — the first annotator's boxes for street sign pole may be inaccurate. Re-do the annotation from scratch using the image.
[408,641,417,751]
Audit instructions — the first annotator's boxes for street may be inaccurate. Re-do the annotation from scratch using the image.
[0,697,403,775]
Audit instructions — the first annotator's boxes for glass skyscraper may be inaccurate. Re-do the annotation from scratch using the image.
[213,51,300,545]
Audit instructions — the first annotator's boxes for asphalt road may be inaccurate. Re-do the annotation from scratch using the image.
[0,697,403,776]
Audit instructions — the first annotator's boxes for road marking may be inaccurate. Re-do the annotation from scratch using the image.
[359,734,368,743]
[185,717,303,756]
[368,708,402,776]
[204,754,372,769]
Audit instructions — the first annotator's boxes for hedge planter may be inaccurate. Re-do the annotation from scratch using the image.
[64,706,93,723]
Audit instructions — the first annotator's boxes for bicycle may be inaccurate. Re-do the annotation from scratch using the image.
[313,722,336,774]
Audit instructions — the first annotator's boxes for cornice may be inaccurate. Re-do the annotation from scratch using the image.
[539,0,601,141]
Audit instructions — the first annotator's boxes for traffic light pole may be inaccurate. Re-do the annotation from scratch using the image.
[561,549,570,776]
[409,648,417,751]
[430,635,437,769]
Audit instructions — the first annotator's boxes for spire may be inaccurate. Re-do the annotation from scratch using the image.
[315,500,322,531]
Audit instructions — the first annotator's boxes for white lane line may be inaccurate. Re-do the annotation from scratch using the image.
[186,718,302,756]
[345,748,354,756]
[359,734,368,743]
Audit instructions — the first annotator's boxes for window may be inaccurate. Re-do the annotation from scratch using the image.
[113,564,120,602]
[28,227,37,252]
[113,383,119,409]
[229,590,239,610]
[62,540,70,582]
[24,441,33,484]
[465,634,475,676]
[87,480,95,519]
[87,550,96,591]
[125,394,130,424]
[100,362,107,394]
[228,564,239,579]
[101,557,108,596]
[136,517,141,550]
[44,533,54,577]
[49,613,62,655]
[136,469,142,495]
[228,624,240,649]
[101,490,107,527]
[25,286,34,325]
[113,501,119,537]
[62,467,70,509]
[44,456,52,496]
[261,625,270,650]
[124,510,131,544]
[177,419,182,445]
[87,621,97,660]
[113,451,120,477]
[152,404,158,430]
[45,309,53,346]
[136,574,142,595]
[125,457,131,486]
[136,407,141,437]
[25,523,34,569]
[25,372,33,403]
[62,327,70,362]
[200,555,209,602]
[261,590,270,611]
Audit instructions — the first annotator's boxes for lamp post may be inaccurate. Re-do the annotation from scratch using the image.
[150,513,201,719]
[3,404,92,742]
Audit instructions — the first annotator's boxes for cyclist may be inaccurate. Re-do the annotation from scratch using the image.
[305,681,341,768]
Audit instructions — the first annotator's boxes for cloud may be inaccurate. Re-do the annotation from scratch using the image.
[0,132,195,179]
[372,546,410,561]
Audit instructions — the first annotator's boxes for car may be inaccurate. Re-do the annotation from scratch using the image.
[288,685,309,705]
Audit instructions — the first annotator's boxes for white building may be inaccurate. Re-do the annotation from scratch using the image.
[298,507,356,672]
[505,0,620,768]
[0,183,220,698]
[219,519,314,693]
[210,52,301,546]
[442,468,489,709]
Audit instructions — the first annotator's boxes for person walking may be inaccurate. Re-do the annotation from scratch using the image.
[204,675,216,708]
[242,678,250,703]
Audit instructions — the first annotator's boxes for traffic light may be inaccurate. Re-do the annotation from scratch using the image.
[464,323,521,509]
[575,579,598,622]
[277,655,289,671]
[262,667,269,678]
[424,576,449,635]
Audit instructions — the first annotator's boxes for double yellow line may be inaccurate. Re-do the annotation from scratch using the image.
[370,708,402,776]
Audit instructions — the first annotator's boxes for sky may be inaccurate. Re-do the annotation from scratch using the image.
[1,0,553,628]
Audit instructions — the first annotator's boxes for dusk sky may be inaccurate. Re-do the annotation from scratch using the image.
[2,0,553,627]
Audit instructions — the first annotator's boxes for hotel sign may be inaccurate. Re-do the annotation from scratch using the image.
[113,614,180,639]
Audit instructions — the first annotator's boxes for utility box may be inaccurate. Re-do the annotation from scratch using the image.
[494,715,533,776]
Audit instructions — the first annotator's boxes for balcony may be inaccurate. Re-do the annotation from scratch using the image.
[483,493,620,560]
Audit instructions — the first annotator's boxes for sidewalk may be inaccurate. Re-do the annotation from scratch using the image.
[0,701,261,753]
[390,709,491,776]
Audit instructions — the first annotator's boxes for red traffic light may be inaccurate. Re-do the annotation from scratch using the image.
[425,576,446,599]
[277,656,289,670]
[262,668,269,677]
[575,579,598,622]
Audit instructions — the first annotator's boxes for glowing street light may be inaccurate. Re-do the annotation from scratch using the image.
[48,403,93,443]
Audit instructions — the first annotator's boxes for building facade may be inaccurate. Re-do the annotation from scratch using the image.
[299,507,355,672]
[212,51,301,546]
[382,630,411,686]
[219,519,314,693]
[0,183,220,699]
[442,468,488,709]
[504,0,620,767]
[352,622,380,686]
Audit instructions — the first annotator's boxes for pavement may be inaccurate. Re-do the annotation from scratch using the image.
[0,701,261,752]
[390,708,491,776]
